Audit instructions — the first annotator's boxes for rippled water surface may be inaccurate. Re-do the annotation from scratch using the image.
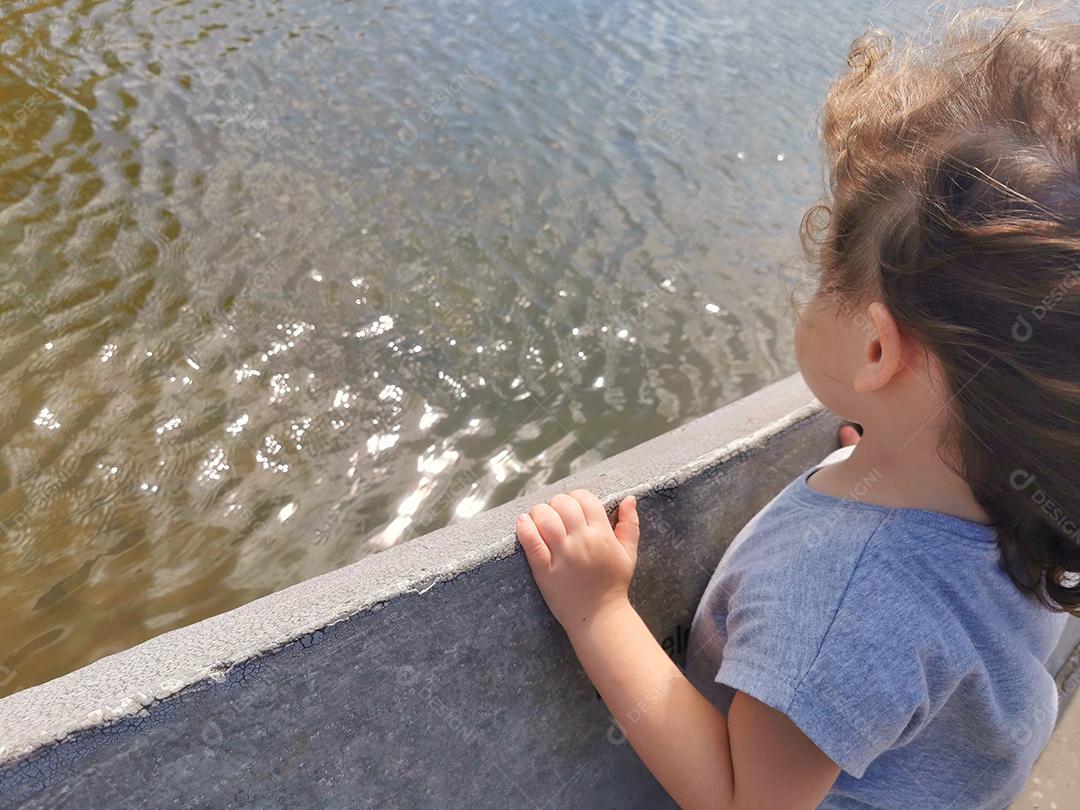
[0,0,939,694]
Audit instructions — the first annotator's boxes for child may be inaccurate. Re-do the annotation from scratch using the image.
[515,4,1078,808]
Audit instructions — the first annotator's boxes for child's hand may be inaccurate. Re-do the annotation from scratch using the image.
[516,490,640,629]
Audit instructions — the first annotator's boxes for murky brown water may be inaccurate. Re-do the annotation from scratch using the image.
[0,0,937,696]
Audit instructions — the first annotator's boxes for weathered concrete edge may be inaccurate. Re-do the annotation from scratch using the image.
[0,373,827,763]
[1048,619,1080,691]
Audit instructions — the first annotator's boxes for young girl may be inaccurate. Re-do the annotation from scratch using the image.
[515,5,1079,808]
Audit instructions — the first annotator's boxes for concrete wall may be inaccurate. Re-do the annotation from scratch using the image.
[0,374,1072,809]
[0,375,839,808]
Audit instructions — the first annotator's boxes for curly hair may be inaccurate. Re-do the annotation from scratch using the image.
[802,2,1080,612]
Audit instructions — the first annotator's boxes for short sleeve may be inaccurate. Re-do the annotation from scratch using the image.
[715,532,939,778]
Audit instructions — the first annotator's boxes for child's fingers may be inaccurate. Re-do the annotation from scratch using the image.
[516,514,552,570]
[838,424,862,447]
[549,493,586,533]
[528,502,568,551]
[613,496,640,552]
[569,489,608,526]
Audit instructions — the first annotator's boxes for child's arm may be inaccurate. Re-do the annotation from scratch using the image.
[516,491,840,810]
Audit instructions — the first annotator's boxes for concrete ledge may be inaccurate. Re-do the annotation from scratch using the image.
[0,374,842,808]
[1047,619,1080,684]
[2,371,1077,809]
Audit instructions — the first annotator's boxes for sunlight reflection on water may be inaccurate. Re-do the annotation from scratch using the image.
[0,0,938,694]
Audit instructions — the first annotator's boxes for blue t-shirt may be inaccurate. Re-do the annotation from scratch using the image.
[686,451,1067,809]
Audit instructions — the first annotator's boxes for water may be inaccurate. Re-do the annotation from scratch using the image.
[0,0,935,696]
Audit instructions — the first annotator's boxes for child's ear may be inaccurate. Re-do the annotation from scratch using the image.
[853,302,904,393]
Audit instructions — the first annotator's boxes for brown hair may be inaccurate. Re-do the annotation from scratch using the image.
[803,3,1080,612]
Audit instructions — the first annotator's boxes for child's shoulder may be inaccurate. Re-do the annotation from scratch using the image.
[693,464,1064,778]
[719,463,1060,657]
[736,460,1001,570]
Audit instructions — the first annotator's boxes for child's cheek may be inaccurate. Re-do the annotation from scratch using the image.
[795,310,857,420]
[793,310,822,389]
